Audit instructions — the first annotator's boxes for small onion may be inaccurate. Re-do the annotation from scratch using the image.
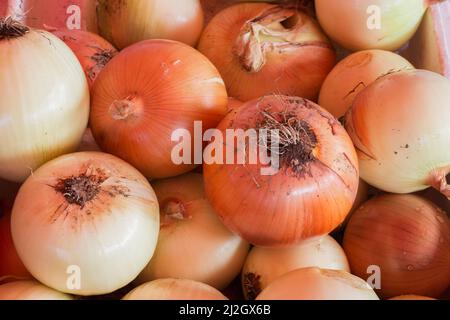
[137,173,249,290]
[343,194,450,298]
[11,152,160,296]
[0,281,72,300]
[256,267,379,300]
[123,279,228,300]
[242,235,349,299]
[390,295,437,301]
[344,69,450,198]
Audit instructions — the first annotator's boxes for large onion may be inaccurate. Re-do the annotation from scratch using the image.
[0,18,89,182]
[11,152,160,296]
[0,281,72,300]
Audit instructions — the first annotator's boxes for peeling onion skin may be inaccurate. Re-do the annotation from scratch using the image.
[344,69,450,198]
[198,3,336,102]
[256,267,379,300]
[343,194,450,299]
[0,281,73,300]
[137,173,250,290]
[204,95,359,247]
[11,152,160,296]
[123,279,228,300]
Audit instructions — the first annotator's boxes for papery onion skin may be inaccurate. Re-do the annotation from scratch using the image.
[90,39,228,179]
[242,235,349,299]
[344,69,450,198]
[256,267,379,300]
[390,295,437,300]
[198,3,336,102]
[315,0,427,51]
[97,0,204,49]
[11,152,160,296]
[343,194,450,299]
[0,281,72,300]
[0,19,89,183]
[123,279,228,300]
[137,173,249,290]
[204,95,359,247]
[318,50,414,118]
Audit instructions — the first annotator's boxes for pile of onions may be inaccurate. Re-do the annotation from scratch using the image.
[256,267,379,300]
[198,3,336,102]
[53,30,117,91]
[318,50,414,119]
[97,0,204,49]
[345,69,450,198]
[137,173,249,290]
[0,281,72,300]
[204,95,359,246]
[242,235,349,299]
[11,152,160,296]
[0,18,89,183]
[315,0,427,51]
[90,39,228,179]
[343,194,450,298]
[123,279,228,300]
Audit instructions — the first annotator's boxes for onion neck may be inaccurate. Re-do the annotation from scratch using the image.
[55,174,107,208]
[233,6,331,72]
[0,17,29,40]
[429,166,450,199]
[109,95,141,121]
[160,198,192,228]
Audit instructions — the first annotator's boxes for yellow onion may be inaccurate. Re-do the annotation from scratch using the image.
[137,173,249,290]
[343,194,450,298]
[345,69,450,198]
[390,295,437,300]
[242,235,349,299]
[0,18,89,182]
[318,50,414,118]
[11,152,160,296]
[315,0,428,51]
[256,267,379,300]
[0,281,72,300]
[123,279,228,300]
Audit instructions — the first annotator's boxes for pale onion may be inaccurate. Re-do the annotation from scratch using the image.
[242,235,349,299]
[256,267,379,300]
[344,69,450,198]
[343,194,450,298]
[0,18,89,182]
[11,152,160,296]
[318,50,414,118]
[204,95,359,246]
[0,281,72,300]
[198,3,336,102]
[97,0,204,49]
[315,0,427,51]
[390,295,437,300]
[123,279,228,300]
[137,173,249,290]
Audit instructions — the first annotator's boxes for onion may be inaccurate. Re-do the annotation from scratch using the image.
[0,18,89,182]
[318,50,414,118]
[242,235,349,299]
[315,0,427,51]
[137,173,249,290]
[123,279,228,300]
[97,0,204,49]
[198,3,336,102]
[90,39,228,179]
[390,295,437,300]
[343,194,450,298]
[77,129,101,153]
[204,95,359,246]
[227,97,243,112]
[11,152,160,296]
[344,69,450,198]
[256,267,379,300]
[0,281,72,300]
[53,30,117,91]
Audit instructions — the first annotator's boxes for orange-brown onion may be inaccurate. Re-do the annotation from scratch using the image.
[0,281,72,300]
[390,295,437,300]
[123,279,228,300]
[343,194,450,299]
[198,3,336,102]
[11,152,160,296]
[53,30,117,91]
[203,95,359,246]
[137,173,249,290]
[256,267,379,300]
[90,40,228,179]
